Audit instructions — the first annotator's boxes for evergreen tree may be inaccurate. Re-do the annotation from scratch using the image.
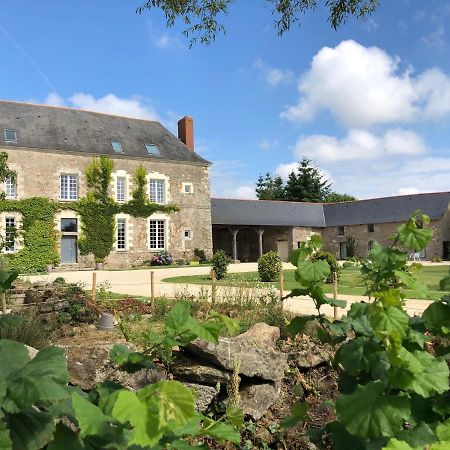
[284,158,331,202]
[255,172,285,200]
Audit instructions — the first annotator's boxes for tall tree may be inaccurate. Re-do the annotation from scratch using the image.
[284,158,331,202]
[137,0,380,45]
[256,173,285,200]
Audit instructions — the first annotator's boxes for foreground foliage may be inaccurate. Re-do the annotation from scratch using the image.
[285,212,450,449]
[0,302,242,449]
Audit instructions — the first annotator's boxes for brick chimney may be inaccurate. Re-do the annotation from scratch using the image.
[177,116,194,152]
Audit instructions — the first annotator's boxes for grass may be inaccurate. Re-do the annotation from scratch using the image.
[163,265,450,300]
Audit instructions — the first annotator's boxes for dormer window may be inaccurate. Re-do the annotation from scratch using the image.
[145,144,160,155]
[4,129,17,142]
[111,141,123,152]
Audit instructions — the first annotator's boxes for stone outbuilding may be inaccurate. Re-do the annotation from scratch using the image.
[211,192,450,261]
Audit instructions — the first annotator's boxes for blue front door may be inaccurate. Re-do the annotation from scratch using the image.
[61,236,77,263]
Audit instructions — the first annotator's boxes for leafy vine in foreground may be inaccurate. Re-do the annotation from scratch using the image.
[285,212,450,449]
[0,302,241,449]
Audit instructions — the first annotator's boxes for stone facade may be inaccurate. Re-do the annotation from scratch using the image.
[1,147,212,268]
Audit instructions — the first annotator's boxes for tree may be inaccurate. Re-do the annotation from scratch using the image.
[0,152,16,201]
[325,192,356,202]
[137,0,380,45]
[284,158,331,202]
[255,172,285,200]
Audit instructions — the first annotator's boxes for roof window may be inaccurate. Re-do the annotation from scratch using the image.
[4,129,17,142]
[145,144,160,155]
[111,140,123,152]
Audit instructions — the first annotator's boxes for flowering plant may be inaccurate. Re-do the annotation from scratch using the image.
[151,250,173,266]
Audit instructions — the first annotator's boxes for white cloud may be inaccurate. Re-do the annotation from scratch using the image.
[254,59,293,86]
[147,21,182,49]
[258,138,279,150]
[422,24,445,48]
[292,129,427,163]
[43,92,162,121]
[397,187,420,195]
[281,40,450,128]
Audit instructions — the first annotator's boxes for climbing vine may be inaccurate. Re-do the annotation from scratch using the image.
[0,198,60,273]
[0,153,178,271]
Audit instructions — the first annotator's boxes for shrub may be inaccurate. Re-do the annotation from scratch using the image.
[431,256,443,263]
[0,311,51,348]
[61,282,97,324]
[53,276,66,285]
[345,234,357,257]
[311,250,340,283]
[211,250,231,280]
[151,250,173,266]
[176,258,186,266]
[258,251,282,282]
[194,248,208,264]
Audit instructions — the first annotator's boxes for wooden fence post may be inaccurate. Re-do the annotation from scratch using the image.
[209,269,217,317]
[150,271,155,311]
[333,271,338,320]
[92,272,97,302]
[279,270,284,300]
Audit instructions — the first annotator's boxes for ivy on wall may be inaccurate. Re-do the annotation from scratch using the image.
[0,198,60,272]
[0,153,179,272]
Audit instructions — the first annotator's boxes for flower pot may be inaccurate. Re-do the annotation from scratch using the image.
[98,312,114,331]
[46,264,53,273]
[95,262,103,270]
[190,261,200,266]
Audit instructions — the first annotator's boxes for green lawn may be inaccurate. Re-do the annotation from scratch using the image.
[163,265,450,300]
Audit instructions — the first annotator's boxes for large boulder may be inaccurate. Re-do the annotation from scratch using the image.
[239,382,280,420]
[186,325,287,382]
[170,352,234,385]
[234,323,280,348]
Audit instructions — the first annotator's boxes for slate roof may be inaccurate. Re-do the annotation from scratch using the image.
[0,101,210,165]
[323,192,450,226]
[211,198,325,227]
[212,192,450,227]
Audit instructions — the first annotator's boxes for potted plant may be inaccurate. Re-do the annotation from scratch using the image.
[189,255,200,266]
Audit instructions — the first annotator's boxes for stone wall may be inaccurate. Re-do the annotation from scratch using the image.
[1,147,212,268]
[321,219,446,260]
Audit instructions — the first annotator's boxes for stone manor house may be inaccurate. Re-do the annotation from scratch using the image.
[1,100,449,269]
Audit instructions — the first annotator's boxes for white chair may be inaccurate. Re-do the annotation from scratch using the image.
[409,252,421,262]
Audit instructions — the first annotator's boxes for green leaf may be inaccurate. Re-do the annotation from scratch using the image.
[47,423,84,450]
[281,401,308,428]
[436,420,450,441]
[383,439,415,450]
[209,312,240,336]
[109,344,155,373]
[72,392,111,438]
[287,315,316,335]
[0,339,30,378]
[394,271,429,298]
[370,305,409,340]
[166,301,191,333]
[8,411,55,450]
[202,421,240,443]
[0,423,12,450]
[0,270,19,295]
[328,297,347,308]
[336,381,411,439]
[395,422,437,449]
[226,406,244,428]
[296,260,330,285]
[7,346,69,409]
[186,316,221,342]
[397,220,432,251]
[422,301,450,336]
[325,421,366,450]
[404,352,449,397]
[113,389,160,448]
[0,314,25,331]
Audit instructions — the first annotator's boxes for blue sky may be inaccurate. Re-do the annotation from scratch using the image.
[1,0,450,199]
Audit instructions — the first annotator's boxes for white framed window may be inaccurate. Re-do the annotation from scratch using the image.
[60,174,78,200]
[117,219,126,251]
[4,177,16,199]
[149,179,166,204]
[4,129,17,142]
[183,229,192,240]
[116,177,126,203]
[183,183,193,195]
[149,219,166,250]
[4,217,15,253]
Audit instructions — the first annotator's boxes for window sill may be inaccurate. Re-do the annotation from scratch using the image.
[59,198,78,202]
